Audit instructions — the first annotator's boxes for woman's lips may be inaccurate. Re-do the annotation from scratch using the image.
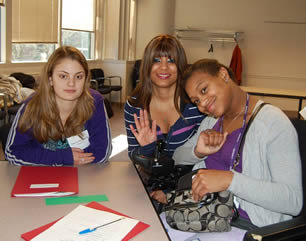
[64,89,76,93]
[206,97,216,114]
[157,74,170,79]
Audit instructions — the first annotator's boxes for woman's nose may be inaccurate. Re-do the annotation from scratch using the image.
[160,58,169,69]
[198,97,208,109]
[67,77,76,86]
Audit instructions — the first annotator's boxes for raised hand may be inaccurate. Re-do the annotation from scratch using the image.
[194,129,228,158]
[130,109,157,146]
[72,147,95,165]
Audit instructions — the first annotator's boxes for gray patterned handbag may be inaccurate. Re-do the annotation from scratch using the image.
[164,170,235,232]
[165,103,268,233]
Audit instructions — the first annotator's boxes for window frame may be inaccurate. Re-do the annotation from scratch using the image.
[60,0,96,60]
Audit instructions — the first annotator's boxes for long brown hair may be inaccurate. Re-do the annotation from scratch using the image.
[18,46,94,143]
[129,34,188,114]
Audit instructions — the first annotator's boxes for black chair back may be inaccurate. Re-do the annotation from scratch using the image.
[243,118,306,240]
[91,68,105,80]
[131,60,141,89]
[291,119,306,216]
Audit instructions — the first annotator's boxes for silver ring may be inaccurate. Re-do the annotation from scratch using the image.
[81,158,85,163]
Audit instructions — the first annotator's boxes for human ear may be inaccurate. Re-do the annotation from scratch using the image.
[219,67,229,82]
[49,77,53,86]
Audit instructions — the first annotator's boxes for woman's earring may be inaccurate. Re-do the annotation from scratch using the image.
[225,78,229,83]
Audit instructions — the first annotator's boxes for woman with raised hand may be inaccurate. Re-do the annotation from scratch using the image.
[124,34,205,204]
[173,58,302,229]
[6,46,112,166]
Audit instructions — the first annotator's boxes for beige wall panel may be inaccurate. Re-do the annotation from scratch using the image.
[174,0,306,111]
[136,0,175,59]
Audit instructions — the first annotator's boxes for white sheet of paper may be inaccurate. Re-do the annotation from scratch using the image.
[160,212,247,241]
[67,130,90,149]
[32,205,139,241]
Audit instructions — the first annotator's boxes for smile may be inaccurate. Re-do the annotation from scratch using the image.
[157,74,170,79]
[206,97,216,113]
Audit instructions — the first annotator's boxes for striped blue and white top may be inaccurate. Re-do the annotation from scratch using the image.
[124,97,206,160]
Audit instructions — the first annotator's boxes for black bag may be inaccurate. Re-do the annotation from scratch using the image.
[165,170,235,232]
[132,140,193,191]
[10,72,36,89]
[165,103,268,233]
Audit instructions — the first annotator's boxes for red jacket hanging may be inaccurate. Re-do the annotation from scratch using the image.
[230,44,242,85]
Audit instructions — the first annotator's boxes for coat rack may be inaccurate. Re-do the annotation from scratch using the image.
[175,28,243,43]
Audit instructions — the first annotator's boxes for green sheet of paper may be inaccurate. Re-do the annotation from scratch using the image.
[45,194,109,205]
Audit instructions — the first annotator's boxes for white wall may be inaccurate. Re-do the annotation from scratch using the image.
[135,0,175,59]
[174,0,306,110]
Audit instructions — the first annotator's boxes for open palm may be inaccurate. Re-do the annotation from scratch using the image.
[130,109,157,146]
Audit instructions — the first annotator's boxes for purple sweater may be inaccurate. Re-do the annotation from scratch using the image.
[5,89,112,166]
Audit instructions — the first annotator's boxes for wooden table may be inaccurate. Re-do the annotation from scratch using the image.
[241,86,306,118]
[0,161,170,241]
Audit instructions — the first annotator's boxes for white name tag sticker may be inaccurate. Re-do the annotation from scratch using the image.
[67,130,90,149]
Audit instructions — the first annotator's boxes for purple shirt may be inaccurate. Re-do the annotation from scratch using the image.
[5,89,112,166]
[205,118,250,220]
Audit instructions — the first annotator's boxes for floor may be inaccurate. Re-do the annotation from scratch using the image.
[0,103,129,162]
[108,103,129,162]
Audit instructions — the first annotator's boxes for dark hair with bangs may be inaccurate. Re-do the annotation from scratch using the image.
[129,34,188,115]
[183,58,236,88]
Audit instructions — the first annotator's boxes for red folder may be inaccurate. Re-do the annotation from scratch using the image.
[11,166,78,197]
[21,201,150,241]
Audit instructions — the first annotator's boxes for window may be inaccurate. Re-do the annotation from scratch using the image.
[11,0,96,62]
[12,44,56,62]
[11,0,58,62]
[61,0,95,59]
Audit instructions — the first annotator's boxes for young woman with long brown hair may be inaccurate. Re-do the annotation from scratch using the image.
[124,34,205,204]
[6,46,112,165]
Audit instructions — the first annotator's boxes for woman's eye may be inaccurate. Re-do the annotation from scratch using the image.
[153,57,161,63]
[167,58,175,63]
[59,74,67,79]
[201,88,206,94]
[76,74,84,80]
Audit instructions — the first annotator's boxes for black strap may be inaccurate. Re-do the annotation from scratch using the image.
[234,103,269,169]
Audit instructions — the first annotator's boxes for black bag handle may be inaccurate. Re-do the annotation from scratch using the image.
[233,102,268,169]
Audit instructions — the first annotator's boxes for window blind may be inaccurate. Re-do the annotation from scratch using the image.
[62,0,95,32]
[12,0,58,43]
